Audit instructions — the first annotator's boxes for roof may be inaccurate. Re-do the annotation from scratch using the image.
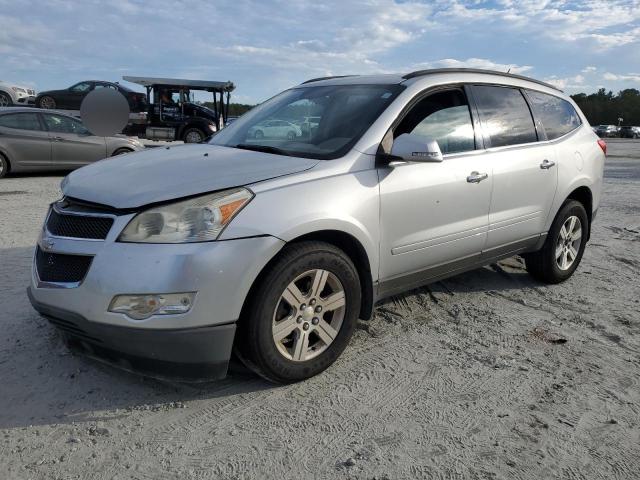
[0,107,79,117]
[300,68,562,92]
[123,76,235,92]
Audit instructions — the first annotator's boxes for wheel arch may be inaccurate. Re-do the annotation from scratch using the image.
[177,120,213,140]
[566,185,593,240]
[239,229,375,325]
[0,149,11,173]
[111,147,133,156]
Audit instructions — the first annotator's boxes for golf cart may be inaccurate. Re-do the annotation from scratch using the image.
[122,76,235,143]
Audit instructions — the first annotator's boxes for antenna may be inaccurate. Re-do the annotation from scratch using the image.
[507,68,511,74]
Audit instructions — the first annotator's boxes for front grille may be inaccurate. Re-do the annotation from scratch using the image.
[35,247,93,283]
[47,208,113,240]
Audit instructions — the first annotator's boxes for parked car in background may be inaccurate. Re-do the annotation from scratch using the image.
[35,81,147,112]
[0,80,36,106]
[0,108,144,178]
[28,69,604,384]
[595,124,618,138]
[248,119,302,140]
[619,126,640,138]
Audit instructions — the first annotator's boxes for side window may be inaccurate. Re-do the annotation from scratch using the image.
[94,83,117,90]
[0,113,42,131]
[44,114,90,135]
[525,90,581,140]
[472,85,537,147]
[70,82,92,93]
[394,89,476,154]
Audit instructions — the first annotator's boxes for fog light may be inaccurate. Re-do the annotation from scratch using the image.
[109,292,196,320]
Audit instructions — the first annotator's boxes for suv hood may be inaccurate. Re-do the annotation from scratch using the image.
[62,144,319,209]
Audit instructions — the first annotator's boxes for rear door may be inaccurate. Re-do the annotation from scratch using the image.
[42,113,107,167]
[469,85,558,251]
[0,112,51,167]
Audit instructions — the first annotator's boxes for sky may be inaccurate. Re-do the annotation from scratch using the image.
[1,0,640,104]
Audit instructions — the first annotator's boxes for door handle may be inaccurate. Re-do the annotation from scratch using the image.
[540,159,555,169]
[467,171,488,183]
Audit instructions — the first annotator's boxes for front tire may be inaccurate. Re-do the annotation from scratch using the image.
[524,200,589,284]
[112,148,133,156]
[0,155,9,178]
[182,128,205,143]
[0,92,12,107]
[235,241,361,383]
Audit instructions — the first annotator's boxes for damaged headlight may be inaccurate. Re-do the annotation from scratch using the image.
[118,187,253,243]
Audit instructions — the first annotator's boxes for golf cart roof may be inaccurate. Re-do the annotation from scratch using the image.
[122,76,235,92]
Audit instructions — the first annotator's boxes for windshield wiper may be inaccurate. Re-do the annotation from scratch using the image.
[234,144,289,155]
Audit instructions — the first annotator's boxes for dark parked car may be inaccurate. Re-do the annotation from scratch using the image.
[595,124,619,138]
[0,107,144,178]
[35,81,147,112]
[619,126,640,138]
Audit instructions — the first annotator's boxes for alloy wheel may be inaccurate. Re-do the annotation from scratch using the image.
[0,93,11,107]
[272,269,346,362]
[555,215,582,270]
[39,96,56,109]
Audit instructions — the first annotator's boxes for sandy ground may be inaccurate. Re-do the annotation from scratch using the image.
[0,140,638,480]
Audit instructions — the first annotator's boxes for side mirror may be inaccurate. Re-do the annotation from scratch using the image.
[389,133,443,163]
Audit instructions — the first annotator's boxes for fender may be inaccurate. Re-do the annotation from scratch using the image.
[176,117,215,139]
[221,169,381,283]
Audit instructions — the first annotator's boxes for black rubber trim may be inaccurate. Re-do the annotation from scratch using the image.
[27,287,236,382]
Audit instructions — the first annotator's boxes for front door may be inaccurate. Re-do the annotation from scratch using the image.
[0,112,51,167]
[469,85,558,249]
[63,82,94,110]
[378,88,492,294]
[42,113,107,167]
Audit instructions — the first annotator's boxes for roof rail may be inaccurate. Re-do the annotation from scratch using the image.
[301,75,356,85]
[402,68,562,92]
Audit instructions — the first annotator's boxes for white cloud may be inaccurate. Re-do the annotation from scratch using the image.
[424,58,533,74]
[603,72,640,82]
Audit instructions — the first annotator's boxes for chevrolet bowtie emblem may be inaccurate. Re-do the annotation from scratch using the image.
[43,238,55,250]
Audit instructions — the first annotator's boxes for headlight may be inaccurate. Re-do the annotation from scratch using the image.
[11,87,26,93]
[118,188,253,243]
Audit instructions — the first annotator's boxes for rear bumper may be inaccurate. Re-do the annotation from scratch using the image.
[28,287,236,381]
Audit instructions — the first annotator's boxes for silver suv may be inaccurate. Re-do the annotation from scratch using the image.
[28,69,605,383]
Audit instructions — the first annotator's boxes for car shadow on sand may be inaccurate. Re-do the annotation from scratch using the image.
[0,245,541,430]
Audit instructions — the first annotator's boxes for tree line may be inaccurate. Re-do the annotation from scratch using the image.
[571,88,640,126]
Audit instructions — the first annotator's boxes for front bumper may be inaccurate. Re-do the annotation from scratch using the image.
[28,209,285,380]
[29,288,236,381]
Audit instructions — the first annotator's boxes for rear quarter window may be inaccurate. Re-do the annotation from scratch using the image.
[471,85,537,148]
[525,90,582,140]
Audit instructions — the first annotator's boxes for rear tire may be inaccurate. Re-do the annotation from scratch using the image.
[235,241,361,383]
[37,96,56,109]
[0,155,9,178]
[524,200,589,284]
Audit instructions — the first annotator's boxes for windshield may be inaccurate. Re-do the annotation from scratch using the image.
[210,84,404,159]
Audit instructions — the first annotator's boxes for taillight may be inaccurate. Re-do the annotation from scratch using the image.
[597,139,607,155]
